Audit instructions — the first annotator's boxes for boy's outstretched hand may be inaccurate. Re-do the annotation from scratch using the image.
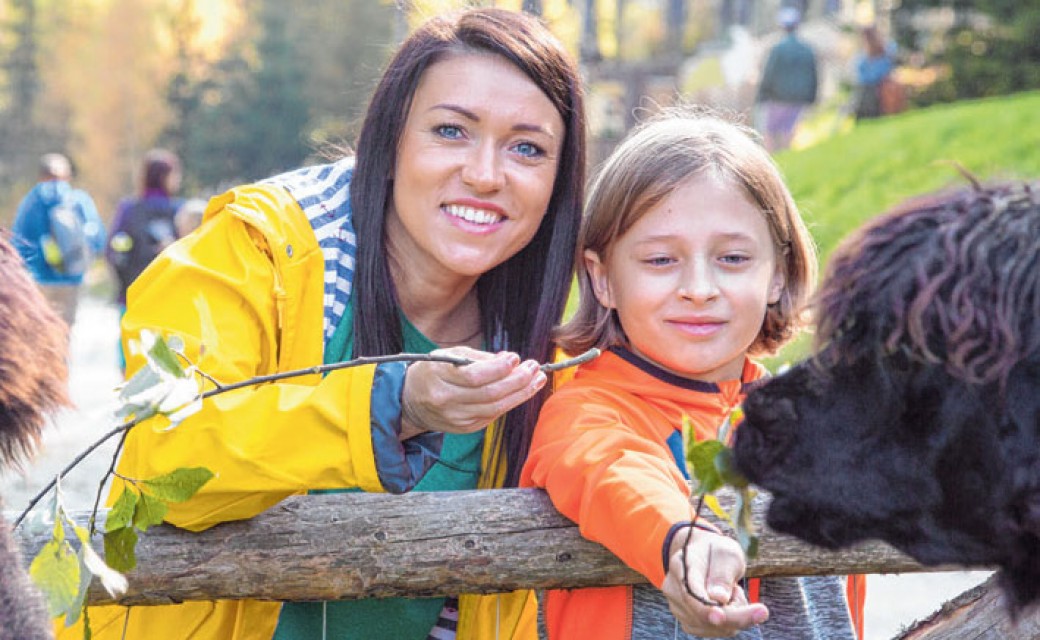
[662,527,770,637]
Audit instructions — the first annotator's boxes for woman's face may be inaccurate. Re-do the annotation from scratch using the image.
[387,52,564,286]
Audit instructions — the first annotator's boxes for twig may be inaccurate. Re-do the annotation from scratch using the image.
[88,429,131,536]
[15,349,603,530]
[539,348,601,373]
[173,351,225,390]
[14,421,140,529]
[14,354,467,529]
[681,493,719,608]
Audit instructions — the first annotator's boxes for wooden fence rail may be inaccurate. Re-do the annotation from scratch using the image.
[17,487,934,606]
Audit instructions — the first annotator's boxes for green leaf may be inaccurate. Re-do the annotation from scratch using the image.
[114,363,164,422]
[132,493,168,531]
[105,488,139,532]
[714,448,750,490]
[142,467,214,503]
[687,439,726,495]
[103,527,138,573]
[733,489,760,559]
[115,365,161,407]
[29,539,81,618]
[148,333,188,378]
[64,547,93,626]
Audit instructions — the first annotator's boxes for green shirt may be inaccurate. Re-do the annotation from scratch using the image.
[274,302,484,640]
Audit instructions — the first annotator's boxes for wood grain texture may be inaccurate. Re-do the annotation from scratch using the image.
[13,488,972,606]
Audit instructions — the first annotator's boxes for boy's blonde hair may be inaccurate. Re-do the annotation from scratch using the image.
[556,107,817,357]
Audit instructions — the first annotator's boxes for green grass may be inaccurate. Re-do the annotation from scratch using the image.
[778,90,1040,264]
[762,90,1040,367]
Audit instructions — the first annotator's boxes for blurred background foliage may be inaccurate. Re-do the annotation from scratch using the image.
[0,0,1037,232]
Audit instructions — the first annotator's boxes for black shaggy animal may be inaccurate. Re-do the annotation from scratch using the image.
[0,231,71,639]
[733,182,1040,612]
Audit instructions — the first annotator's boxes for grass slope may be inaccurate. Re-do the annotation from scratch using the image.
[778,90,1040,263]
[769,90,1040,365]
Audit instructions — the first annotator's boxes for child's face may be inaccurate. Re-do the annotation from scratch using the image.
[585,173,784,382]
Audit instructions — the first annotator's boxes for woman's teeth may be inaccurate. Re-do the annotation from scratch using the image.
[445,205,502,225]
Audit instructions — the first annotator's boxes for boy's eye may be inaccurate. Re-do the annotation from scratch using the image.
[513,141,545,158]
[434,124,465,140]
[643,256,675,267]
[720,254,751,266]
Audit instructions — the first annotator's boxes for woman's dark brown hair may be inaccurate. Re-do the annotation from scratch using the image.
[140,148,181,196]
[351,8,586,487]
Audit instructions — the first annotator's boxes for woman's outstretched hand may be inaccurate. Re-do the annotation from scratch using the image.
[662,527,770,637]
[399,347,547,439]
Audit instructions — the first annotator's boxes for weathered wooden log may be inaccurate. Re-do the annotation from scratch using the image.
[13,488,974,606]
[895,575,1040,640]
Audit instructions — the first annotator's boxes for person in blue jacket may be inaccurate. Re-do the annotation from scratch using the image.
[10,152,106,329]
[853,24,897,120]
[755,7,819,152]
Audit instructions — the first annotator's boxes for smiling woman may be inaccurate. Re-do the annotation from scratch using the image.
[58,7,586,640]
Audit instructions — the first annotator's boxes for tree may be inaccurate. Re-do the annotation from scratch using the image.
[894,0,1040,105]
[236,0,311,180]
[0,0,43,205]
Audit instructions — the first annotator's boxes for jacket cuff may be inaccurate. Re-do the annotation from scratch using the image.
[369,361,443,494]
[661,520,722,575]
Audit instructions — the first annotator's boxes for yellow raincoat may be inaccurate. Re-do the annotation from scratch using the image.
[57,178,536,639]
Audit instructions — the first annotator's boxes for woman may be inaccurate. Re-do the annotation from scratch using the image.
[106,148,184,371]
[63,8,585,640]
[853,25,897,120]
[106,148,184,308]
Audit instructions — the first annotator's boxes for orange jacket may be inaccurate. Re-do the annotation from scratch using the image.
[521,347,865,639]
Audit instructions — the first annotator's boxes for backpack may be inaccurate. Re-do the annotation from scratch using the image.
[107,198,179,298]
[40,196,90,277]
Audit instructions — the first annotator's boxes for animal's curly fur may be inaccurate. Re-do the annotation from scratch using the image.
[0,230,71,639]
[733,182,1040,612]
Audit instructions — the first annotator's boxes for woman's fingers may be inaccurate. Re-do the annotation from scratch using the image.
[400,349,547,436]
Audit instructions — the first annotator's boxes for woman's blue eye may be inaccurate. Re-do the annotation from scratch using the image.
[514,142,544,158]
[644,256,674,267]
[720,254,750,265]
[435,125,464,139]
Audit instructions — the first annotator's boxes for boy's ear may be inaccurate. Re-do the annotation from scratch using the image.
[767,264,785,306]
[583,249,615,309]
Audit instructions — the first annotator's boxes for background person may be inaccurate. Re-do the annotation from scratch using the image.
[853,24,898,120]
[105,148,184,372]
[106,148,184,309]
[10,152,105,329]
[754,7,819,152]
[61,7,585,640]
